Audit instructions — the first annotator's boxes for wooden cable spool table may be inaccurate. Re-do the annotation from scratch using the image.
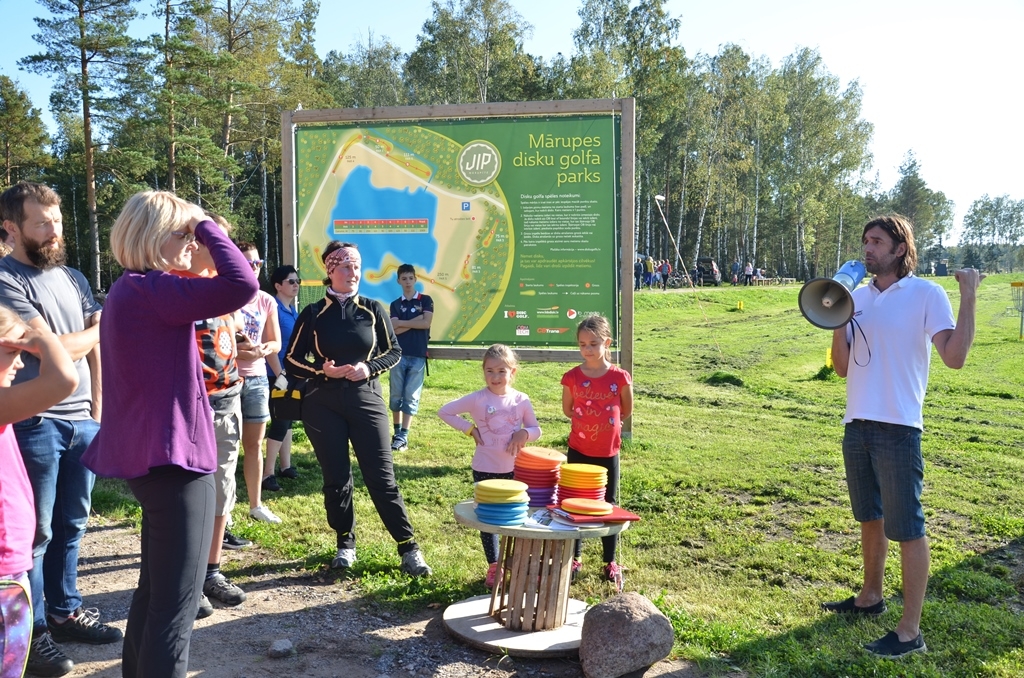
[443,500,630,657]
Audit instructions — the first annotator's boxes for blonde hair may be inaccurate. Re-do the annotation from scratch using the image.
[482,343,518,376]
[577,314,613,359]
[110,191,195,272]
[0,304,26,338]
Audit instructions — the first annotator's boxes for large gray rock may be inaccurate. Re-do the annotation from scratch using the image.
[579,593,674,678]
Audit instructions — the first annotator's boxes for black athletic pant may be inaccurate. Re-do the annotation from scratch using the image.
[302,379,418,554]
[472,469,515,563]
[568,449,620,563]
[124,466,214,678]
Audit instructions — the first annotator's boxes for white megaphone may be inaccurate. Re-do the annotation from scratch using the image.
[798,260,867,329]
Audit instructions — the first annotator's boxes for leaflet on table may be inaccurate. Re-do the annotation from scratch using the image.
[523,509,589,531]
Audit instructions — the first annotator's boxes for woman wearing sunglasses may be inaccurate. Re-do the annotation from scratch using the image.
[263,265,301,490]
[234,242,282,524]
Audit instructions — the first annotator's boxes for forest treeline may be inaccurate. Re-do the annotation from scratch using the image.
[0,0,1020,291]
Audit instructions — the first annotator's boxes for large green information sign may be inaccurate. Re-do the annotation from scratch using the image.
[294,115,621,346]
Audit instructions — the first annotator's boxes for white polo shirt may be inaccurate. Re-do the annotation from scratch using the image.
[843,274,955,430]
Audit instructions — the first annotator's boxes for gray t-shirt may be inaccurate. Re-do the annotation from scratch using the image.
[0,256,102,420]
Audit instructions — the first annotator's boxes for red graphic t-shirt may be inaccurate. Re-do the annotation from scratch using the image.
[561,365,632,458]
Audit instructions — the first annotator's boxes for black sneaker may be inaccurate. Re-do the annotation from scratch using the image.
[278,466,299,479]
[203,572,247,606]
[26,631,73,677]
[820,595,887,617]
[864,631,927,658]
[390,433,408,452]
[196,593,214,620]
[261,475,281,492]
[47,607,122,644]
[223,530,252,550]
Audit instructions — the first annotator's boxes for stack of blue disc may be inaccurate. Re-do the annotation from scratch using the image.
[475,502,530,526]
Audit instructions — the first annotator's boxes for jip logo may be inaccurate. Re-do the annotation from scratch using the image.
[457,140,501,186]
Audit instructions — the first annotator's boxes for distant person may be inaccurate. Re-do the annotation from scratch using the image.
[438,344,540,588]
[731,260,741,285]
[389,264,433,452]
[822,215,981,659]
[82,191,258,678]
[0,306,79,678]
[633,257,643,290]
[659,259,672,290]
[0,181,118,678]
[644,256,655,288]
[285,241,431,577]
[234,242,282,523]
[174,213,251,620]
[0,225,12,258]
[262,265,302,491]
[743,261,753,286]
[561,315,632,592]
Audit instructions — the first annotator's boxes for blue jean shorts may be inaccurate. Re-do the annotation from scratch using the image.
[842,419,925,542]
[240,375,271,424]
[388,355,426,416]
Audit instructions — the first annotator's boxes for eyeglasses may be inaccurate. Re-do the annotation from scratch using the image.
[284,278,301,285]
[247,259,264,269]
[170,231,196,244]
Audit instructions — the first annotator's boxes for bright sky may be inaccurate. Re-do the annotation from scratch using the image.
[2,0,1021,235]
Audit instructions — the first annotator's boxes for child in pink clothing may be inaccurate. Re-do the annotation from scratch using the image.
[438,344,541,586]
[0,305,78,678]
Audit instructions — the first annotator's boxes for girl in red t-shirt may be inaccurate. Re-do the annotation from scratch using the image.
[560,315,633,590]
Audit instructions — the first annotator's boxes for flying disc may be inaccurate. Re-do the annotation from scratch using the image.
[561,498,613,516]
[475,479,528,493]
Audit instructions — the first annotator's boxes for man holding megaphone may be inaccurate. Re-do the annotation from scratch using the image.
[821,215,982,659]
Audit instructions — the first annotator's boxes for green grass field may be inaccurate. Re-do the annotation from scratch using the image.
[93,274,1024,676]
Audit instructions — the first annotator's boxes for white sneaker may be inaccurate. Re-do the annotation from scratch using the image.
[249,504,282,523]
[400,549,432,577]
[331,548,357,569]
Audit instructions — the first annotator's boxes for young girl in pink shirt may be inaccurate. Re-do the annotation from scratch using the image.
[561,315,633,590]
[0,305,78,678]
[438,344,541,587]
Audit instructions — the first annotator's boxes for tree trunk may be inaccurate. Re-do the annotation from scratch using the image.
[79,5,101,290]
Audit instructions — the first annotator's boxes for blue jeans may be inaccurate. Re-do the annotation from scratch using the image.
[13,416,99,628]
[388,355,426,417]
[842,420,925,542]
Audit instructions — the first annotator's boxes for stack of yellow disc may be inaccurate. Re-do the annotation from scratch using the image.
[474,479,530,525]
[559,463,608,501]
[561,498,613,516]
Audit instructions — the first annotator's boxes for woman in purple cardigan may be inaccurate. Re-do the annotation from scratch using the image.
[82,191,257,678]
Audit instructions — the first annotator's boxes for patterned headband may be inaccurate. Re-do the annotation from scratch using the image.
[325,247,358,276]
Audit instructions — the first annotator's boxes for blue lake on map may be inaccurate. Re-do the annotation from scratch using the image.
[326,165,439,302]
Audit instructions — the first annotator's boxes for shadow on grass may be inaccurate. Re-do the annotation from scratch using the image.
[697,536,1024,676]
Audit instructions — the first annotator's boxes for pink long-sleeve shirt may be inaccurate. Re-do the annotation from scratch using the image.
[438,387,541,473]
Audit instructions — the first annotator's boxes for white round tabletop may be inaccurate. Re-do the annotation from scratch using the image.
[452,500,630,540]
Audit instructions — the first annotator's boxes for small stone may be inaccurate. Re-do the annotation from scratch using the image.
[267,639,295,658]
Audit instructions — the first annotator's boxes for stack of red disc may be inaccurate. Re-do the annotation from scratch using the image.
[514,447,566,507]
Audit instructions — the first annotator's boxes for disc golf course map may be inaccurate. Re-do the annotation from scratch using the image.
[293,115,618,347]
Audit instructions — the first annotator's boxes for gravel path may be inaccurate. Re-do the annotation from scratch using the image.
[59,518,710,678]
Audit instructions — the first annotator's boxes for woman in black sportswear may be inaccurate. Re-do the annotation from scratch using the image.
[285,241,430,576]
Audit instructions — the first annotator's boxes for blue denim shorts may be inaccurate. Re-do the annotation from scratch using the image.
[388,355,426,416]
[240,375,271,424]
[842,420,925,542]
